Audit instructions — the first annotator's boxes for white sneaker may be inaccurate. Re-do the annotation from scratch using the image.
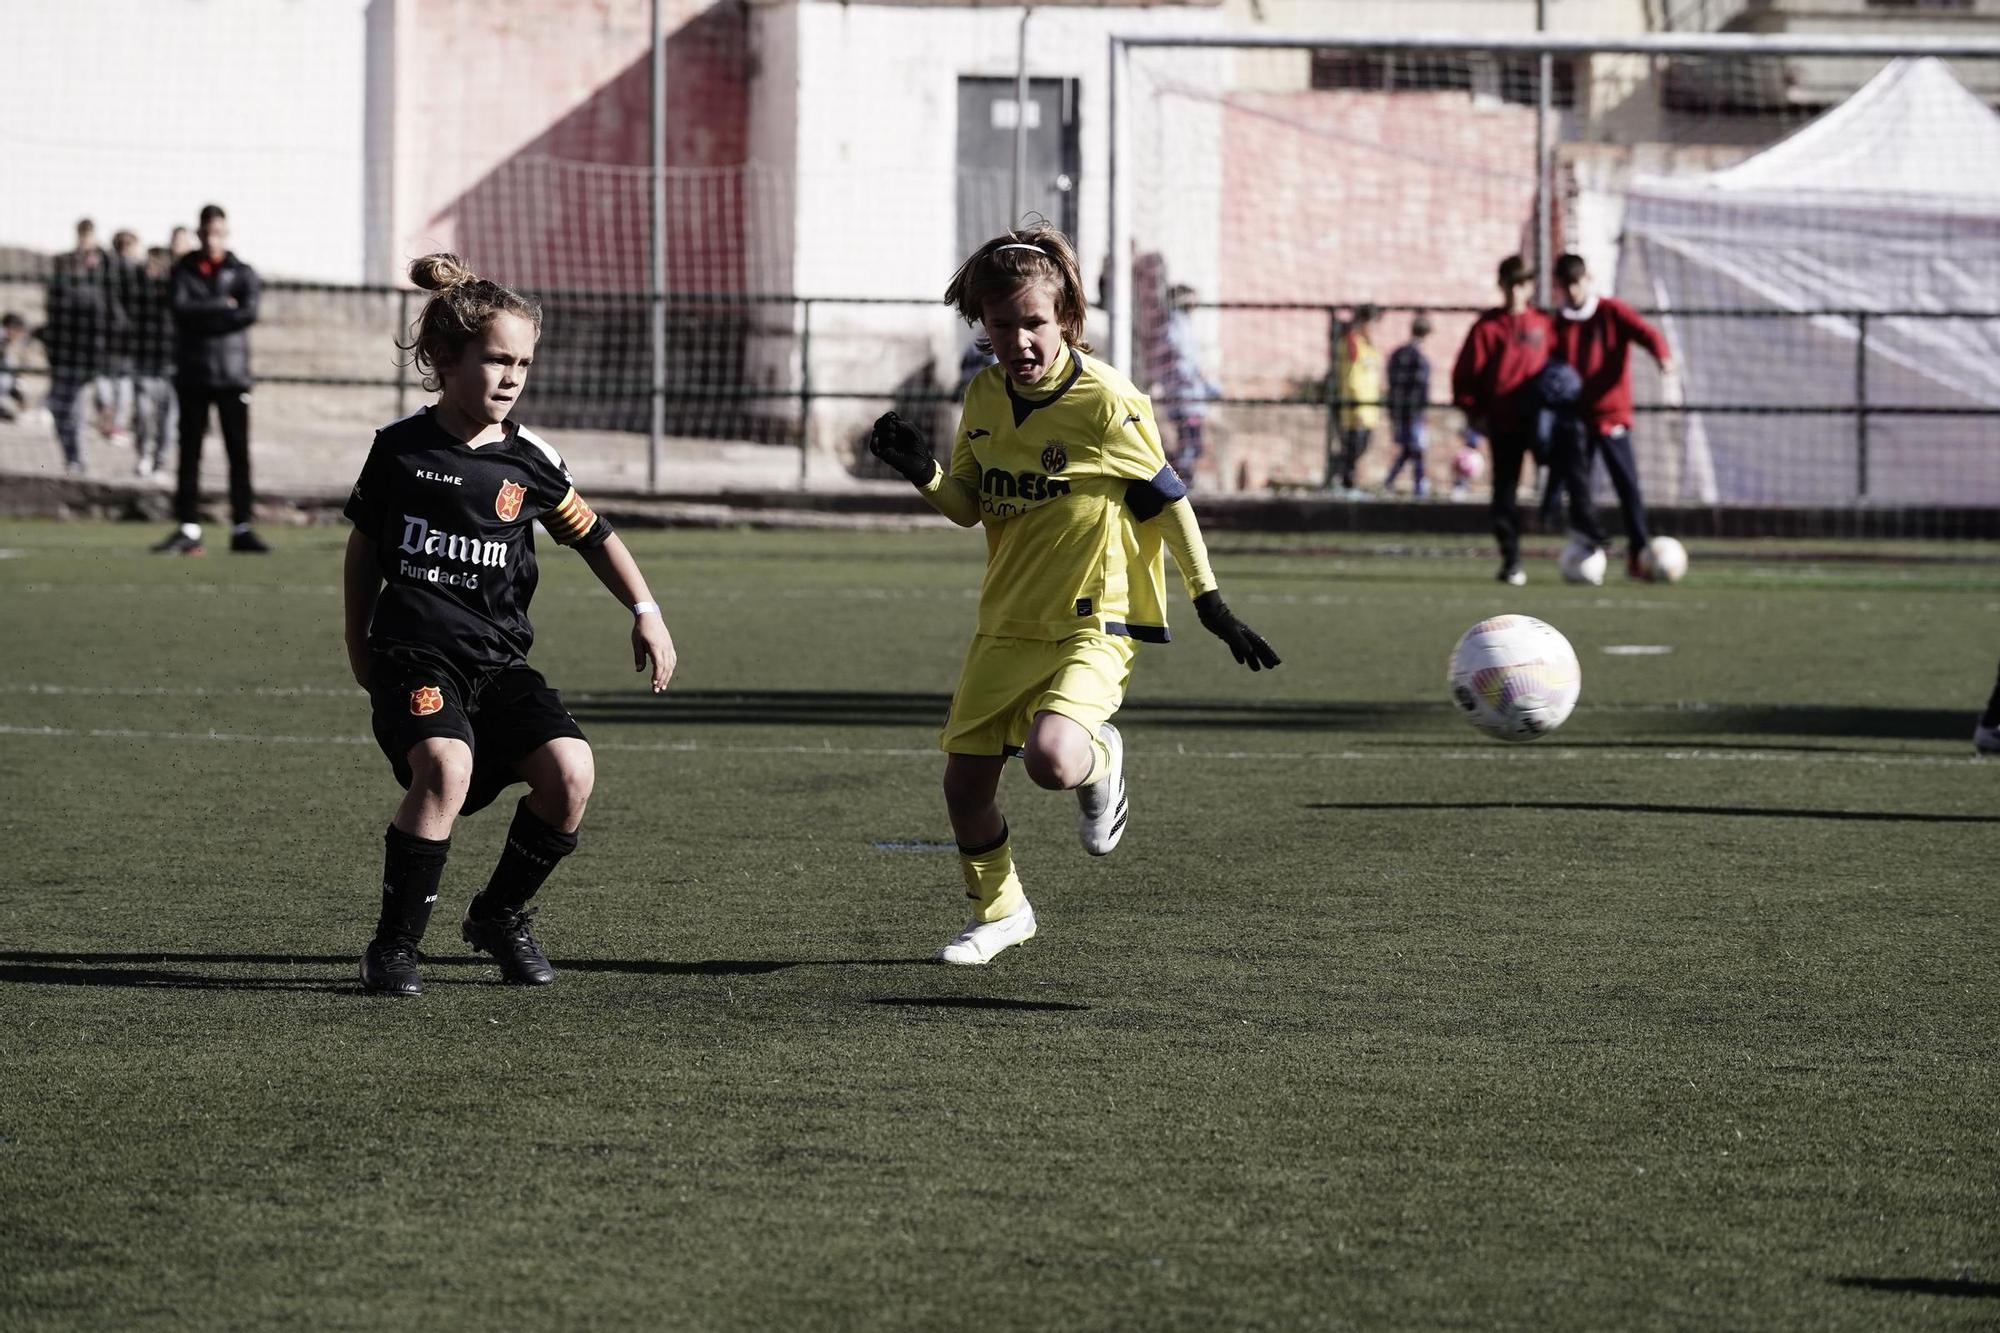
[1975,721,2000,758]
[1076,722,1127,856]
[938,903,1037,965]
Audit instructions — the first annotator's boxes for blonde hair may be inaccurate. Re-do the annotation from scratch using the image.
[944,223,1091,353]
[399,253,542,391]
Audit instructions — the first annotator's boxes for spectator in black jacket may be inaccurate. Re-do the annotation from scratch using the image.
[0,312,30,422]
[42,219,123,476]
[130,247,179,479]
[155,203,267,555]
[99,229,143,446]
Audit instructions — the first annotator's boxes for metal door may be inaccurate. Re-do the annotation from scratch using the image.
[956,76,1080,260]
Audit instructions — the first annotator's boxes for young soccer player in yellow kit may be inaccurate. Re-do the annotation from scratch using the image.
[870,225,1279,964]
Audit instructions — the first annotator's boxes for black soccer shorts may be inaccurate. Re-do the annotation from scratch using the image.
[367,653,587,816]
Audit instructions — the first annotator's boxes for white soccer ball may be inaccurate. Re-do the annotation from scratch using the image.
[1556,538,1607,586]
[1639,536,1689,584]
[1447,614,1582,742]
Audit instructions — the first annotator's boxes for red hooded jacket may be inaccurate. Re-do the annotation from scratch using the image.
[1550,295,1670,432]
[1451,306,1552,436]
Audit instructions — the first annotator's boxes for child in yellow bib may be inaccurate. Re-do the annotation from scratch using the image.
[870,225,1280,965]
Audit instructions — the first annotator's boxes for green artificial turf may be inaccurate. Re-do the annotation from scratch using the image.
[1,519,1995,1331]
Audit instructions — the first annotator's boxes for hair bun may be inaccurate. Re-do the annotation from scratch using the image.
[408,252,475,292]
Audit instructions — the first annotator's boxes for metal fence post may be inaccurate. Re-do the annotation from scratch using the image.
[394,288,411,418]
[1323,306,1340,489]
[798,298,813,488]
[647,0,666,495]
[1534,10,1553,308]
[1855,309,1870,500]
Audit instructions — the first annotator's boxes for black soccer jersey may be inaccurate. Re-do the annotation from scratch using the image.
[344,408,613,672]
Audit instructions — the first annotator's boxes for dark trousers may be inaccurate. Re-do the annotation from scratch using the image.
[1337,425,1371,489]
[1169,414,1206,484]
[175,382,253,526]
[1589,427,1650,552]
[1983,659,2000,727]
[1537,418,1609,548]
[1488,428,1534,567]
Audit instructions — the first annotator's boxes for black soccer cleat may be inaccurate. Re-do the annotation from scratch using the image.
[461,905,556,985]
[229,528,271,554]
[151,529,204,556]
[360,937,424,996]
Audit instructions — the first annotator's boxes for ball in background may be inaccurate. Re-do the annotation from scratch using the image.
[1640,536,1689,584]
[1448,614,1582,742]
[1557,537,1607,586]
[1453,446,1486,484]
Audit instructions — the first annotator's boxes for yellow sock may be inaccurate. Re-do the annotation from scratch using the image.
[958,826,1027,922]
[1080,731,1111,787]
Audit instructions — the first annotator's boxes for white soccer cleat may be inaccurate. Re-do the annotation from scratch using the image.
[1975,721,2000,758]
[938,903,1037,965]
[1075,722,1128,856]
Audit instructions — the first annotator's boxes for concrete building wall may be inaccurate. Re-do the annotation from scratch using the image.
[0,0,369,281]
[372,0,750,290]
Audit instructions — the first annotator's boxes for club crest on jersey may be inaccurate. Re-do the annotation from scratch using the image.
[1041,441,1068,473]
[495,479,526,522]
[409,686,444,717]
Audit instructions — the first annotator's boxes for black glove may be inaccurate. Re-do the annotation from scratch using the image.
[1194,590,1280,672]
[869,412,938,487]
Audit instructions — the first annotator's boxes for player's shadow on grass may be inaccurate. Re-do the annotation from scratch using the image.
[1830,1275,2000,1300]
[870,996,1090,1012]
[1307,800,2000,825]
[566,692,1978,744]
[566,689,1440,732]
[0,952,933,992]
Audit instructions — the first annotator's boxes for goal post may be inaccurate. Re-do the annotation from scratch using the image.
[1107,30,2000,508]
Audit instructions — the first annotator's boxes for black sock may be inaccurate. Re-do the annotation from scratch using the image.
[1983,665,2000,728]
[376,825,450,945]
[470,799,578,918]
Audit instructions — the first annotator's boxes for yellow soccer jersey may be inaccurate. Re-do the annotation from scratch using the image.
[931,345,1189,643]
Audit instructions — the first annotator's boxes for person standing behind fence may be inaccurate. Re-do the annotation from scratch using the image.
[1382,313,1433,497]
[41,219,122,476]
[1153,284,1221,486]
[1549,252,1674,580]
[129,247,179,478]
[1332,304,1382,494]
[99,229,143,448]
[1451,255,1552,586]
[1976,662,2000,757]
[0,313,29,423]
[155,204,267,555]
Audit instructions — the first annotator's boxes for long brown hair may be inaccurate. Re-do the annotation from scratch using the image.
[944,223,1091,353]
[398,253,542,391]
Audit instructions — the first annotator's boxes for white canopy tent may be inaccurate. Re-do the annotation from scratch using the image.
[1618,57,2000,506]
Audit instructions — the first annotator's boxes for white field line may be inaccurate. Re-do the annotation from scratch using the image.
[0,722,1973,768]
[5,581,1705,612]
[0,681,1929,719]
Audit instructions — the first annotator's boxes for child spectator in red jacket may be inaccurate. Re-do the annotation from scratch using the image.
[1550,253,1676,579]
[1451,255,1553,585]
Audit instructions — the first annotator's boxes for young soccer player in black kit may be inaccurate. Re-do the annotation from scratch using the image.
[344,254,677,996]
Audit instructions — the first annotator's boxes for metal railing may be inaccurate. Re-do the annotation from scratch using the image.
[5,272,1997,503]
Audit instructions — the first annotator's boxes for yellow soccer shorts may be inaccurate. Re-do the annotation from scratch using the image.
[940,631,1137,756]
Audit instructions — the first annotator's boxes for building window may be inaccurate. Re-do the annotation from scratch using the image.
[1309,52,1576,108]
